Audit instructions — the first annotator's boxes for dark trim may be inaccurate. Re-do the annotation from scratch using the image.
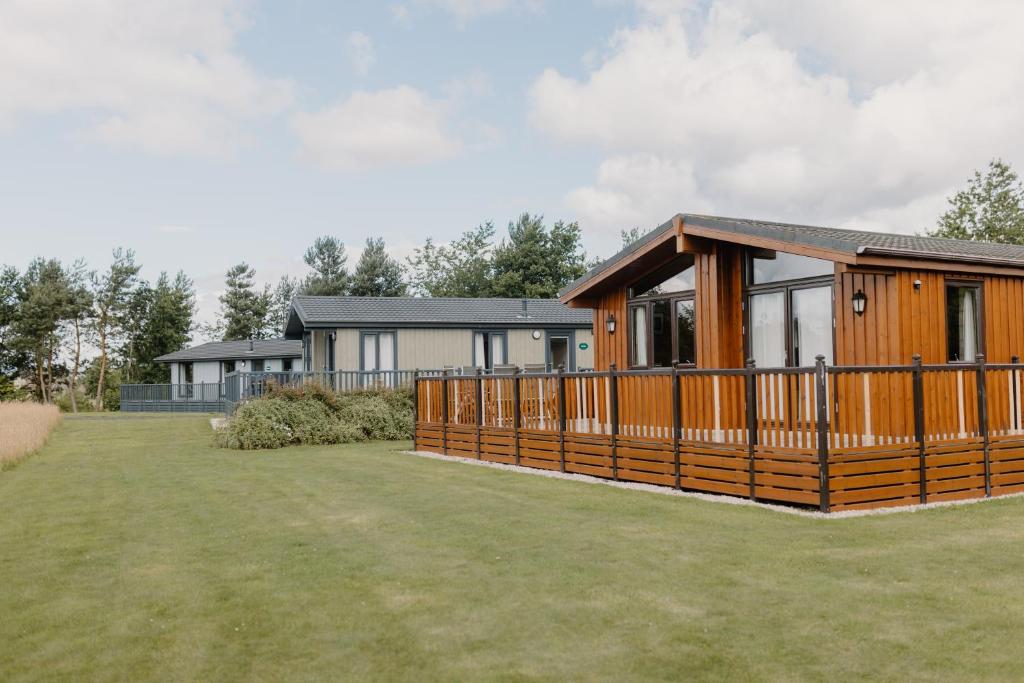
[471,330,508,369]
[943,278,985,363]
[627,294,696,369]
[295,321,591,330]
[544,329,576,371]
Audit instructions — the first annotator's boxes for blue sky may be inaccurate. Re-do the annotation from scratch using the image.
[3,0,1023,331]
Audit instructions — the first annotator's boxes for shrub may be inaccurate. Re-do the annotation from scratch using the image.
[218,387,414,450]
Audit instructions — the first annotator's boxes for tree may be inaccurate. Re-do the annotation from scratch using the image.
[407,223,496,297]
[62,260,93,412]
[621,227,643,248]
[489,213,587,298]
[301,236,349,295]
[269,275,299,335]
[12,258,74,403]
[930,159,1024,244]
[0,265,25,383]
[350,238,407,297]
[127,272,195,384]
[219,263,272,341]
[91,249,141,410]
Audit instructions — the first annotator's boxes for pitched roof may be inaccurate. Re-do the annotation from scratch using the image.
[154,339,302,363]
[561,213,1024,300]
[286,296,591,335]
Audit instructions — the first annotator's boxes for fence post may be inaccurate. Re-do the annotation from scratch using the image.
[475,367,483,460]
[512,367,521,466]
[441,370,449,454]
[1014,356,1021,433]
[814,355,830,513]
[609,363,619,481]
[671,365,681,490]
[745,358,757,500]
[911,354,927,504]
[412,371,419,452]
[977,353,991,497]
[557,365,567,473]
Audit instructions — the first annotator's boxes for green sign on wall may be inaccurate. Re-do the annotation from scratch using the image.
[578,342,589,350]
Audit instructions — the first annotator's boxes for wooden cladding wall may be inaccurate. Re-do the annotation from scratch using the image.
[836,269,1024,365]
[591,288,628,371]
[695,244,744,369]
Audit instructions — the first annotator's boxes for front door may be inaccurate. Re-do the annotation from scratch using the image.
[548,335,570,371]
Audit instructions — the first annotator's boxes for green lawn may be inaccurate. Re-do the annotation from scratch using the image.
[3,416,1024,682]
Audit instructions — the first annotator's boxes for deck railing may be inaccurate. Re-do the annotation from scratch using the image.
[120,382,225,412]
[413,355,1024,512]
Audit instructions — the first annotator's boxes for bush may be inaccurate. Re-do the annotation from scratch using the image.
[218,386,414,450]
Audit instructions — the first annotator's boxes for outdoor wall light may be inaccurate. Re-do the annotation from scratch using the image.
[532,330,542,340]
[606,313,617,334]
[852,289,868,317]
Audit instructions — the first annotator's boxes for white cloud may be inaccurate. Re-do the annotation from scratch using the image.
[290,86,461,170]
[403,0,543,24]
[346,31,376,77]
[530,0,1024,251]
[0,0,292,157]
[155,224,196,234]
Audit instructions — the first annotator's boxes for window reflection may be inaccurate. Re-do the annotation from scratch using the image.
[751,252,833,284]
[676,300,696,364]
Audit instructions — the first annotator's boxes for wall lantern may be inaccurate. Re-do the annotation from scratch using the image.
[606,313,617,334]
[852,289,868,317]
[532,330,542,340]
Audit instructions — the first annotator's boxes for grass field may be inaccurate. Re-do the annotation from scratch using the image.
[3,415,1024,681]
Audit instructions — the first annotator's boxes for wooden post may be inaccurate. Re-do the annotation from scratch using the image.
[412,371,419,452]
[814,355,831,513]
[609,363,619,481]
[512,368,521,466]
[441,371,449,455]
[911,355,926,504]
[475,367,483,460]
[1014,356,1021,433]
[557,365,567,473]
[745,358,757,500]
[671,365,682,490]
[977,354,991,497]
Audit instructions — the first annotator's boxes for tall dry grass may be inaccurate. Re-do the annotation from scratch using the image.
[0,402,63,469]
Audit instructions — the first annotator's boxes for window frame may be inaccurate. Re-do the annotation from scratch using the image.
[743,251,836,368]
[944,279,984,364]
[471,330,508,370]
[359,329,398,372]
[627,291,697,369]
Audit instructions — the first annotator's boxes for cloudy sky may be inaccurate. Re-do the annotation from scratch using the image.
[3,0,1023,333]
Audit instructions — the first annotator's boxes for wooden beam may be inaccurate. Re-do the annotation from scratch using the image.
[854,255,1024,278]
[684,223,857,264]
[677,234,713,254]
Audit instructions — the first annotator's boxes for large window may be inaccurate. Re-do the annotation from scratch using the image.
[361,331,396,372]
[628,260,697,368]
[746,251,834,368]
[946,282,981,362]
[473,331,507,369]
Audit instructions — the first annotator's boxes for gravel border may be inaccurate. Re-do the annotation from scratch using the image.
[402,449,1024,519]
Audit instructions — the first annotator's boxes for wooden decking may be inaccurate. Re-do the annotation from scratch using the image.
[413,359,1024,512]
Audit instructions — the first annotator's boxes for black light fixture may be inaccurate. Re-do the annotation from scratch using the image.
[852,289,867,317]
[606,313,617,334]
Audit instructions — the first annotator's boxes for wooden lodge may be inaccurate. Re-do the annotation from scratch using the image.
[413,214,1024,512]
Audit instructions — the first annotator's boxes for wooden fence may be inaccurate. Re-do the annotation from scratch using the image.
[413,355,1024,512]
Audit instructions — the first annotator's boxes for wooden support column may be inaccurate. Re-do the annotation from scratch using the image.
[911,355,926,504]
[814,355,831,513]
[441,371,449,455]
[475,368,483,460]
[977,354,991,497]
[671,366,682,490]
[512,368,521,465]
[609,363,619,481]
[745,359,757,500]
[557,365,566,473]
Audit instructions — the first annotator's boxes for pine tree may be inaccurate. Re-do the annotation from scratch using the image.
[490,214,587,298]
[350,238,407,297]
[13,259,75,403]
[930,159,1024,244]
[129,272,195,383]
[301,236,349,295]
[269,275,299,334]
[63,260,93,412]
[219,263,272,341]
[91,249,140,410]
